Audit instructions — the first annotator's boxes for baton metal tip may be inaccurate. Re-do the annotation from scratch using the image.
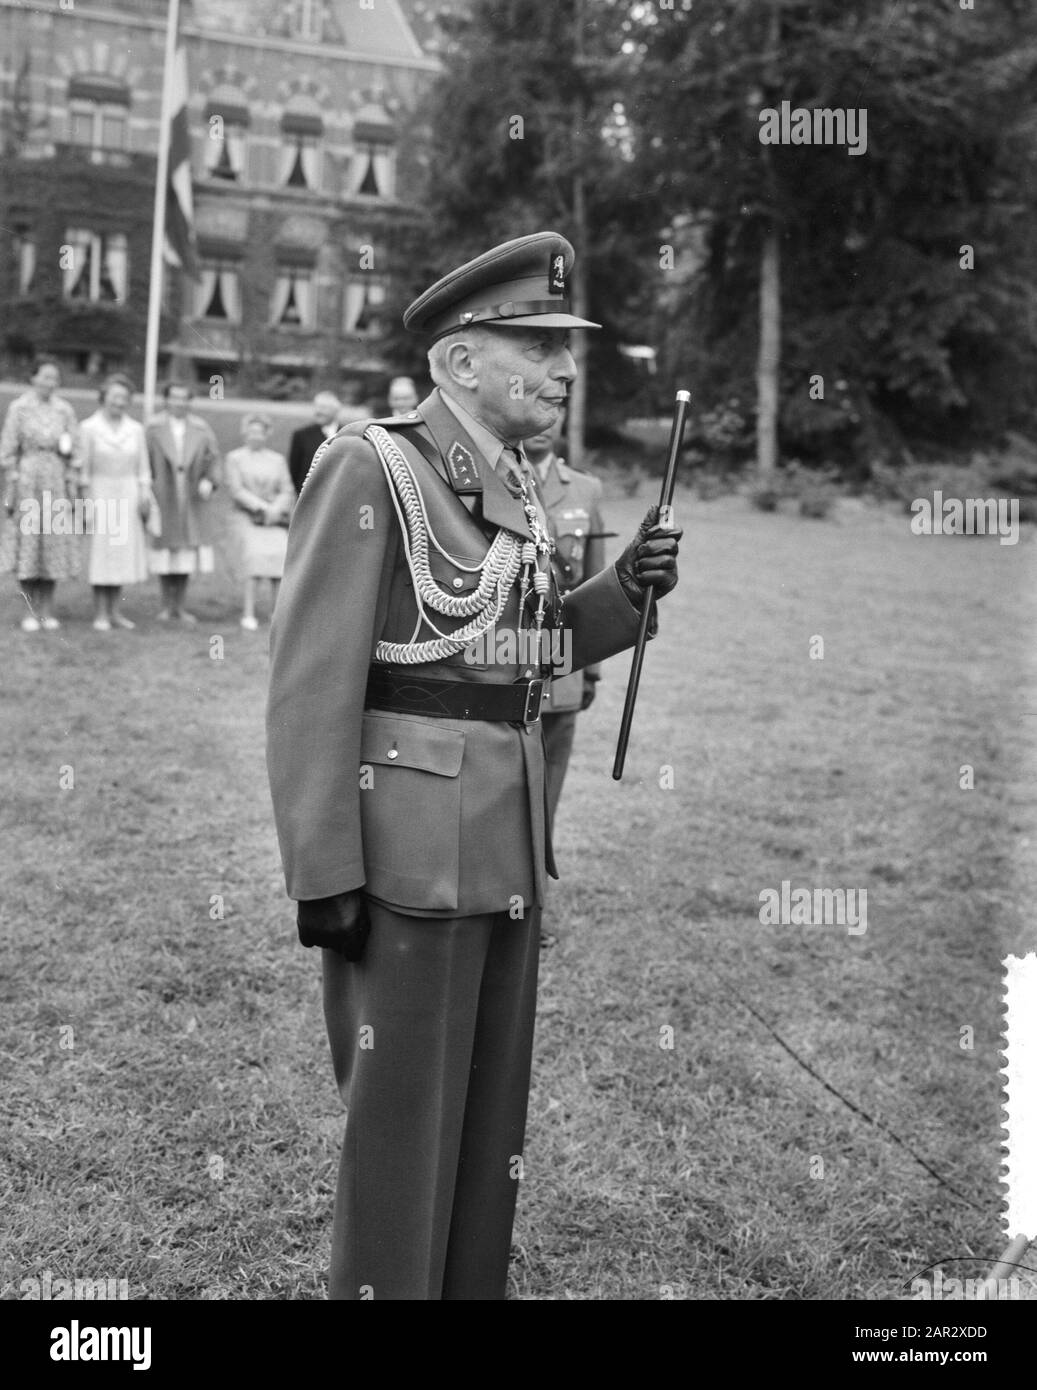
[675,390,691,402]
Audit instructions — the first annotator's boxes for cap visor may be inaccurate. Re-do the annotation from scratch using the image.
[486,312,601,330]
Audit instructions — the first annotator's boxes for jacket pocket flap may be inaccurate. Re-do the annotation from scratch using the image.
[360,713,464,777]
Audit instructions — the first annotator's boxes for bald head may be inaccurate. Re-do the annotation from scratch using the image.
[313,392,342,426]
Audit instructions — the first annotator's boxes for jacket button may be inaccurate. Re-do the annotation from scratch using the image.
[386,747,399,760]
[452,577,463,589]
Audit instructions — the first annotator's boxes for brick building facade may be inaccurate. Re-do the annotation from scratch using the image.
[0,0,438,396]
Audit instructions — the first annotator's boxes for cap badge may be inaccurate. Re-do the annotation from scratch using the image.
[548,253,566,295]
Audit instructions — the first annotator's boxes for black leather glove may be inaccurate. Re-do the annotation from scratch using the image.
[581,676,598,711]
[614,505,683,609]
[297,890,371,961]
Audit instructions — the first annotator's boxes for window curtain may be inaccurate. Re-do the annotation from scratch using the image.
[219,266,241,322]
[343,280,366,332]
[63,227,92,298]
[273,268,313,327]
[283,138,306,187]
[196,266,218,317]
[300,141,320,190]
[292,271,313,327]
[226,126,246,177]
[354,146,393,197]
[270,271,293,325]
[207,124,246,179]
[102,234,128,302]
[17,237,36,295]
[372,148,392,198]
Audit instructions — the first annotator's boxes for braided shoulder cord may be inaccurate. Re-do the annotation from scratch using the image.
[365,424,523,666]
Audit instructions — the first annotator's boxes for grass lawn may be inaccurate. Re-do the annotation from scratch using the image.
[0,483,1033,1301]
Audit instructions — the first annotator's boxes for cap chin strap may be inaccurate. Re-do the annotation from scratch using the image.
[429,299,569,342]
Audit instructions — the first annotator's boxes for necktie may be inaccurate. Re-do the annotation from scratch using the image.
[500,446,529,499]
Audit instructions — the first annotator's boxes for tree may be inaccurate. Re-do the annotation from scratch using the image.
[406,0,661,458]
[634,0,1037,472]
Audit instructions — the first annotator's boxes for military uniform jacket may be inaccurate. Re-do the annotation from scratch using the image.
[535,453,607,714]
[265,389,645,918]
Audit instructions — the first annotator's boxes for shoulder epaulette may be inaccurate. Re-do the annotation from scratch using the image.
[365,413,423,430]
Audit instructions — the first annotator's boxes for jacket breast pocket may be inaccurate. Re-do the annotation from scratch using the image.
[359,712,465,912]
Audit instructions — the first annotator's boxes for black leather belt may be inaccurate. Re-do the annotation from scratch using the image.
[365,667,546,724]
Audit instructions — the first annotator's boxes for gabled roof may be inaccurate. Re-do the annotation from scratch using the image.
[192,0,426,60]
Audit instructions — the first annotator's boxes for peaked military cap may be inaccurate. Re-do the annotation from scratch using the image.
[403,231,601,342]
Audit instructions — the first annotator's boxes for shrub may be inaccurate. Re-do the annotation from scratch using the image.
[749,483,781,512]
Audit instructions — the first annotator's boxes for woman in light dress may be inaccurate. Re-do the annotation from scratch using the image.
[224,413,294,630]
[78,374,154,631]
[0,357,81,631]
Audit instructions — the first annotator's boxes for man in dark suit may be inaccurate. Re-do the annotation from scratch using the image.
[266,232,682,1300]
[287,391,341,494]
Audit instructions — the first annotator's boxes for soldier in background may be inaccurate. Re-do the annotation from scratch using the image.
[526,408,608,948]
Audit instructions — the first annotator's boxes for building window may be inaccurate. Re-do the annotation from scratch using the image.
[195,261,242,322]
[283,133,319,189]
[271,265,315,329]
[281,111,323,191]
[69,100,127,153]
[62,229,128,304]
[67,76,130,159]
[14,228,36,295]
[293,0,324,42]
[352,143,395,200]
[204,100,250,182]
[344,277,387,335]
[205,120,247,181]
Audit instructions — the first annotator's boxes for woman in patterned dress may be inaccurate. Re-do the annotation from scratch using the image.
[224,413,294,630]
[78,374,154,632]
[0,358,81,631]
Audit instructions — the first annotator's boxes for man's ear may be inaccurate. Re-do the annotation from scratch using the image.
[444,337,480,392]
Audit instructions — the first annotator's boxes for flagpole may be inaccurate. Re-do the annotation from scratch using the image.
[143,0,181,419]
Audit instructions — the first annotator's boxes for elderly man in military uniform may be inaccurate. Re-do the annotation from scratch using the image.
[266,232,681,1301]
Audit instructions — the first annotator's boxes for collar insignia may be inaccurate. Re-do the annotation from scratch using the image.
[446,440,481,494]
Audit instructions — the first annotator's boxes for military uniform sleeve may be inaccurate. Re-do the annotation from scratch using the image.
[266,434,399,901]
[562,561,643,673]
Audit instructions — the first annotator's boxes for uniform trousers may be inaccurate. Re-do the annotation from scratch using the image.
[541,711,578,826]
[321,898,541,1300]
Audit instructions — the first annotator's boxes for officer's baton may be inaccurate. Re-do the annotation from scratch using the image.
[612,389,691,780]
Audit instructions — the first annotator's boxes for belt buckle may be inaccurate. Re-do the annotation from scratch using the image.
[522,677,545,726]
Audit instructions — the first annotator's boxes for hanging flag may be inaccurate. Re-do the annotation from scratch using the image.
[163,41,196,274]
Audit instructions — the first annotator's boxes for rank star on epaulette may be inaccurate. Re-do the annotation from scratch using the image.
[446,441,481,493]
